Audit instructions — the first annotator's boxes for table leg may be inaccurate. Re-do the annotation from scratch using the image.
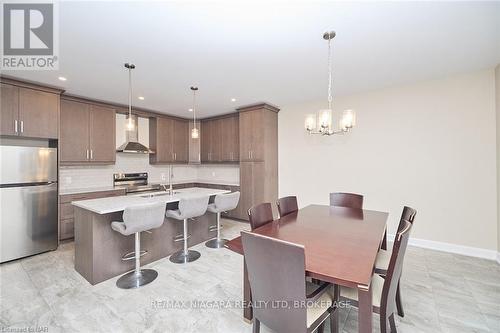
[358,284,373,333]
[243,259,253,321]
[381,229,387,250]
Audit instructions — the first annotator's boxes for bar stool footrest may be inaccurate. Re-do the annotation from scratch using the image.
[121,250,148,261]
[173,234,191,242]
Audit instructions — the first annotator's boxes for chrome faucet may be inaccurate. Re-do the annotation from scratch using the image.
[168,165,173,193]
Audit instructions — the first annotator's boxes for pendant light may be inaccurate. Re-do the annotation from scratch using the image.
[305,31,356,135]
[124,63,135,131]
[191,86,199,139]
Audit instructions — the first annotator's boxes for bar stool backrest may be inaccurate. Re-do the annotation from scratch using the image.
[121,202,167,235]
[214,192,240,212]
[178,196,210,219]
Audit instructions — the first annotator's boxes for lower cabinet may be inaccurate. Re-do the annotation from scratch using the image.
[59,189,125,240]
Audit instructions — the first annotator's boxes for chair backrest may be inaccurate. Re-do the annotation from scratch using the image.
[122,202,167,234]
[329,192,364,209]
[241,231,307,332]
[248,202,274,230]
[276,196,298,218]
[397,206,417,231]
[214,191,240,212]
[381,220,413,315]
[178,196,209,219]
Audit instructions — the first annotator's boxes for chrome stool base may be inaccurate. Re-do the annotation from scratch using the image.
[169,250,201,264]
[205,238,228,249]
[116,269,158,289]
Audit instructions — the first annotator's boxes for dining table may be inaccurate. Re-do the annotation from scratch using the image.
[225,204,389,333]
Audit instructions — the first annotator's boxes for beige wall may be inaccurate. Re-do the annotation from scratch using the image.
[496,64,500,254]
[279,69,498,251]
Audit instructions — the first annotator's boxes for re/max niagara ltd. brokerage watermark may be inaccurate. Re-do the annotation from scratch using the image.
[1,1,59,70]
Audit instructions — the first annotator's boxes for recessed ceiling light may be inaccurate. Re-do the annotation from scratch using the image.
[138,96,145,100]
[231,98,236,102]
[58,76,67,81]
[188,108,193,112]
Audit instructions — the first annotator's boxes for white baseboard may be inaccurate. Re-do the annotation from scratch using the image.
[387,234,498,262]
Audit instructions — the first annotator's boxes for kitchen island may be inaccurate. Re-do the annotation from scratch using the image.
[72,187,230,285]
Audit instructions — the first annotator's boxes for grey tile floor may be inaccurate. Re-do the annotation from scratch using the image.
[1,219,499,333]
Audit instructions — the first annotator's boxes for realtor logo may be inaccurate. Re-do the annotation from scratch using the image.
[1,2,59,70]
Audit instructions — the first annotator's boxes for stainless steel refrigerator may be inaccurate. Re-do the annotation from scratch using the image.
[0,146,58,263]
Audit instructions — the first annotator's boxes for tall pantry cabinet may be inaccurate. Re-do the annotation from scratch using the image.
[236,103,279,220]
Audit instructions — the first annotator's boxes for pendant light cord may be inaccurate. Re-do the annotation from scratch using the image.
[192,88,197,127]
[327,37,333,110]
[128,67,132,119]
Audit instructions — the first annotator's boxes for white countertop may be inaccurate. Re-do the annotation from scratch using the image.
[71,187,231,215]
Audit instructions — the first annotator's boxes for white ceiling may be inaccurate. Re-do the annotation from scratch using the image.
[5,1,500,118]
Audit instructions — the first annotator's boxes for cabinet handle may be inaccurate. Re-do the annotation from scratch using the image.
[174,152,177,160]
[14,120,18,133]
[90,149,93,160]
[20,121,24,133]
[86,149,89,160]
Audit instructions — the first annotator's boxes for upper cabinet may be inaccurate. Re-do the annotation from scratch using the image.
[60,98,116,165]
[0,82,60,139]
[239,109,265,162]
[201,114,239,163]
[149,116,189,164]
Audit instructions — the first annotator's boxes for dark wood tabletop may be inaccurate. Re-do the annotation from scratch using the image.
[226,204,388,288]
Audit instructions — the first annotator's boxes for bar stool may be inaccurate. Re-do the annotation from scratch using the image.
[166,196,209,264]
[205,191,240,249]
[111,202,167,289]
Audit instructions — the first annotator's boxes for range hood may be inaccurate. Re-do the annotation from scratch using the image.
[116,115,154,154]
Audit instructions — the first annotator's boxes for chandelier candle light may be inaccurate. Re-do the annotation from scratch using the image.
[191,86,199,139]
[305,31,356,135]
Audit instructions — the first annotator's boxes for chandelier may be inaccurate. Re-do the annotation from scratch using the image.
[305,31,356,135]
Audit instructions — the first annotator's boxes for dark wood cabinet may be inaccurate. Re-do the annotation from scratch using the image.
[150,116,189,164]
[19,87,59,139]
[89,105,116,163]
[201,114,239,163]
[60,100,90,162]
[239,109,264,161]
[173,119,189,163]
[0,82,60,139]
[237,104,279,220]
[0,83,18,136]
[201,120,211,162]
[221,115,239,162]
[60,98,116,164]
[59,189,125,240]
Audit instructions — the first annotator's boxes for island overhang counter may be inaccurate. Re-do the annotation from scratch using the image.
[71,187,230,285]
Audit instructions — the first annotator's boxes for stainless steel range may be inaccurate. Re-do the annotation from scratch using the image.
[113,173,163,195]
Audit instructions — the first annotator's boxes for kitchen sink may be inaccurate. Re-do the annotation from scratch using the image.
[140,191,179,198]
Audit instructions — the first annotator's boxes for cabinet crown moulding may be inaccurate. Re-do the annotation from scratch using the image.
[236,102,280,113]
[0,75,64,95]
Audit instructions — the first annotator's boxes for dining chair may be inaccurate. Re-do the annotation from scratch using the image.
[329,192,364,209]
[339,220,413,333]
[248,202,274,230]
[276,196,298,217]
[241,231,337,333]
[375,206,417,317]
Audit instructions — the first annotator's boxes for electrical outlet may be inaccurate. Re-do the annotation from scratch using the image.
[211,172,216,177]
[161,173,166,181]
